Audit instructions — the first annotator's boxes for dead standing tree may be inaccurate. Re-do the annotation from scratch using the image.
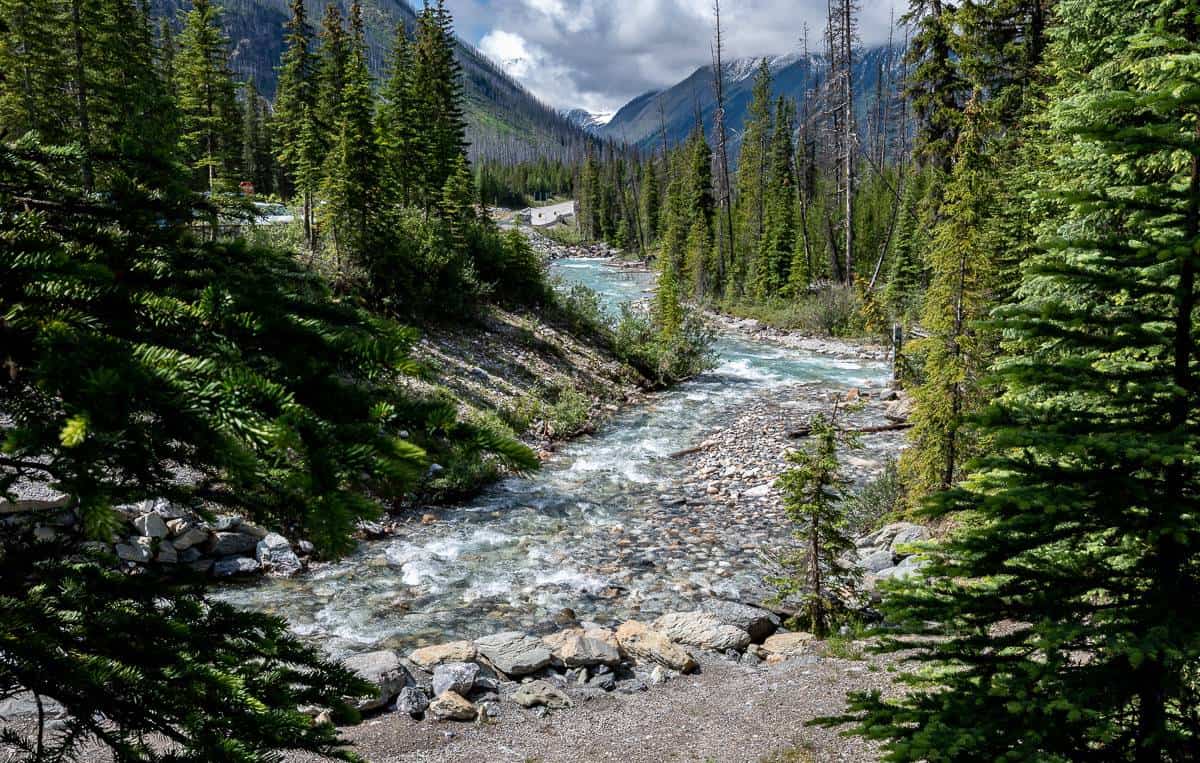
[824,0,859,285]
[711,0,736,292]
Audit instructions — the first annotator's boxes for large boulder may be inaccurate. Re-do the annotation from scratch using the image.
[133,512,168,539]
[857,522,927,551]
[762,631,816,658]
[428,691,476,721]
[212,556,259,577]
[171,525,210,551]
[513,680,572,709]
[409,640,477,669]
[206,531,258,557]
[858,548,895,573]
[542,629,621,667]
[256,533,302,577]
[396,686,429,717]
[431,662,478,697]
[699,599,780,642]
[475,632,552,677]
[652,612,752,652]
[343,650,409,711]
[614,621,698,673]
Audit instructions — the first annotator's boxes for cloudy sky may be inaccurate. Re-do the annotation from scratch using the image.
[422,0,899,115]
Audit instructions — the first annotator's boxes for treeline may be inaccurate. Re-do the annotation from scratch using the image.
[0,1,556,758]
[475,157,574,208]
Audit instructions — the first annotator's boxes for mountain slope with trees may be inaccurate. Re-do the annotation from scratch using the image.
[149,0,594,162]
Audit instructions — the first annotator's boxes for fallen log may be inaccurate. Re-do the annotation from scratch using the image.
[668,444,708,459]
[788,422,913,439]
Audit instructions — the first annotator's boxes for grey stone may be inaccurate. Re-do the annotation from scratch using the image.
[172,526,210,551]
[396,686,429,716]
[206,531,258,557]
[256,533,302,577]
[587,673,616,691]
[32,526,57,543]
[155,541,178,564]
[343,650,409,711]
[212,556,260,577]
[859,549,895,573]
[115,538,153,564]
[179,547,203,564]
[889,525,931,554]
[699,599,781,642]
[475,631,553,677]
[652,611,752,652]
[239,522,270,539]
[432,662,478,697]
[212,515,242,532]
[133,513,168,539]
[512,679,572,709]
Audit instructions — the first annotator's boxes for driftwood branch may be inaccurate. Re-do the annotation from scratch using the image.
[788,422,912,439]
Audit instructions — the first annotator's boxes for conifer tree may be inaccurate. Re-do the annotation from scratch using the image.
[0,0,69,141]
[379,23,418,206]
[174,0,240,194]
[771,412,859,637]
[900,98,997,500]
[641,159,660,244]
[755,97,798,299]
[903,0,966,171]
[733,60,774,293]
[834,2,1200,759]
[321,1,382,277]
[274,0,318,245]
[411,0,468,210]
[314,3,349,159]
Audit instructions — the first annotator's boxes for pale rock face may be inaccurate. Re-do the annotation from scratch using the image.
[409,641,478,669]
[474,632,553,677]
[342,650,410,711]
[651,612,752,652]
[431,662,479,697]
[542,628,621,667]
[428,691,477,721]
[761,631,816,657]
[614,621,698,673]
[512,679,572,709]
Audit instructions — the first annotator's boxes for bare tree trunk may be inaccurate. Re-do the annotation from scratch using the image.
[711,0,736,290]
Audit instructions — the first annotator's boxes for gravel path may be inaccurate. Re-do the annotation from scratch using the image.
[293,651,898,763]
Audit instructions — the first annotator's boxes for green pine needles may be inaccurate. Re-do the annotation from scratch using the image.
[771,412,861,637]
[826,2,1200,759]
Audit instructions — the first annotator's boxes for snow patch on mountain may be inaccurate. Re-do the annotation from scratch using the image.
[564,108,617,133]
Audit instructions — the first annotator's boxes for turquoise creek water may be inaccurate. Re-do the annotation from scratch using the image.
[221,258,887,658]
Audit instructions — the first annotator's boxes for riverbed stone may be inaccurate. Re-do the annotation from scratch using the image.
[343,650,409,711]
[429,691,476,721]
[396,686,429,717]
[615,621,698,673]
[652,611,752,652]
[212,556,260,577]
[115,539,153,564]
[256,533,302,577]
[475,632,552,677]
[206,531,258,557]
[542,629,621,667]
[859,548,895,573]
[133,512,168,539]
[513,680,572,710]
[171,526,209,551]
[409,640,477,669]
[432,662,478,697]
[699,599,781,642]
[762,631,817,657]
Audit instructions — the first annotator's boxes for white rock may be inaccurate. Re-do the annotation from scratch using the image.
[133,513,168,539]
[343,650,410,711]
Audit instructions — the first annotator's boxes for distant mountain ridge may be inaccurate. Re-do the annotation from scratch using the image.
[563,108,616,135]
[150,0,593,163]
[595,45,905,157]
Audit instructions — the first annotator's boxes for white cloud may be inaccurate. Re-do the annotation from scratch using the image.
[453,0,897,112]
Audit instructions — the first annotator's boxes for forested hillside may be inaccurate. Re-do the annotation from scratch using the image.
[599,45,904,160]
[149,0,594,162]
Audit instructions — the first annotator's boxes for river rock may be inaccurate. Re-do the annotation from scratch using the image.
[212,556,260,577]
[652,611,752,652]
[133,513,168,539]
[876,555,929,581]
[342,650,409,711]
[155,541,178,564]
[206,531,258,557]
[171,526,209,551]
[542,629,621,667]
[115,539,153,564]
[762,631,816,657]
[475,632,552,677]
[396,686,429,717]
[889,525,930,554]
[429,691,476,721]
[432,662,478,697]
[256,533,302,577]
[512,680,572,709]
[859,548,895,573]
[699,599,781,642]
[410,640,477,669]
[615,621,698,673]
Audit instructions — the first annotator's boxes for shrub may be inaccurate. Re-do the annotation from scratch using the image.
[793,286,863,337]
[843,457,904,534]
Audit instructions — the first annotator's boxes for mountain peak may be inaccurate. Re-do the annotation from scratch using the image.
[564,108,616,133]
